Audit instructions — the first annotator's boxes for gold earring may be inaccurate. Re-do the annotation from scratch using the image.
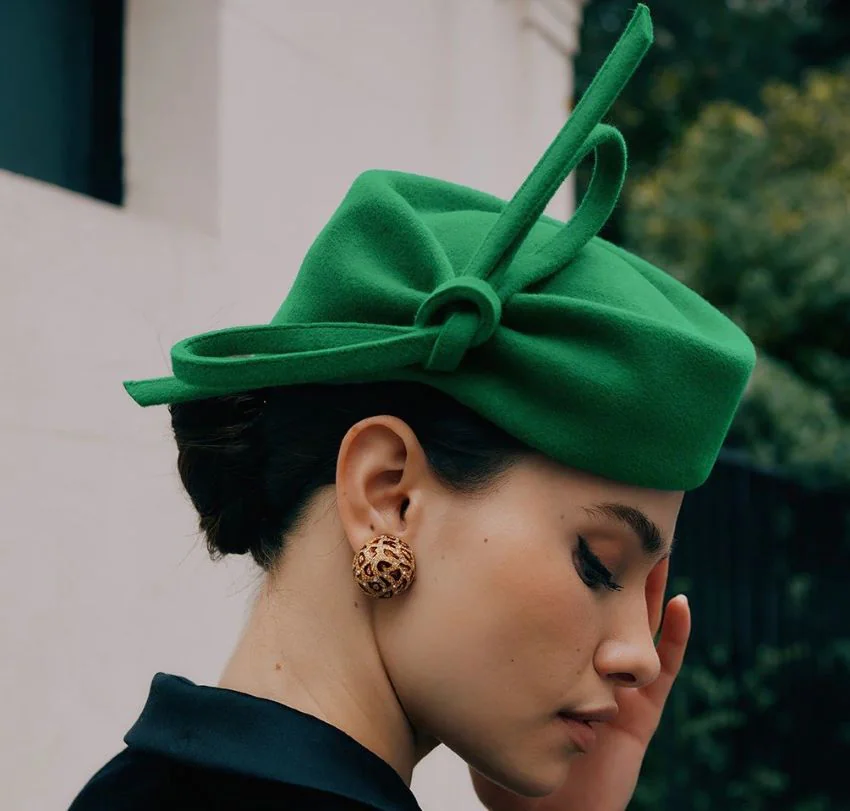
[352,534,416,599]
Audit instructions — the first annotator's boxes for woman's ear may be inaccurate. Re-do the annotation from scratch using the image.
[335,415,432,556]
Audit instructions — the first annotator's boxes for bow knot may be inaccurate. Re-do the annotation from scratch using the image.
[414,276,503,372]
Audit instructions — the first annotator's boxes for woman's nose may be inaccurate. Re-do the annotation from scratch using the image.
[594,606,662,689]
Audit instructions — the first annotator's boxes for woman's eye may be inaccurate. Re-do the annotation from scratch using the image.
[575,535,623,592]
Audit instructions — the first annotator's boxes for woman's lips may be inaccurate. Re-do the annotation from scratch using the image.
[557,713,598,753]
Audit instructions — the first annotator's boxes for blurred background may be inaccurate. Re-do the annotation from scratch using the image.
[1,1,847,809]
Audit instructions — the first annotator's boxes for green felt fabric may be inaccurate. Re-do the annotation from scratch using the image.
[122,4,756,491]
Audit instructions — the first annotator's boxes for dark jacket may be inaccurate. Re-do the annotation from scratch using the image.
[68,673,423,810]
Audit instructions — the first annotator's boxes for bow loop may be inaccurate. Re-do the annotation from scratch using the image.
[497,123,629,301]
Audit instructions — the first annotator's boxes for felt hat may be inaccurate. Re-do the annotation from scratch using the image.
[122,4,756,491]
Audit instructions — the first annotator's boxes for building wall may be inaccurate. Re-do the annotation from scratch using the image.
[1,2,585,808]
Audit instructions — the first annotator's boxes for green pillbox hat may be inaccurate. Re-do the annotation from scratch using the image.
[123,4,756,492]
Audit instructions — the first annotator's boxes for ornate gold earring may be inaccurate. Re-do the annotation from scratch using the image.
[352,534,416,599]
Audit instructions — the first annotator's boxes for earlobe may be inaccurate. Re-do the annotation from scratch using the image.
[334,415,429,557]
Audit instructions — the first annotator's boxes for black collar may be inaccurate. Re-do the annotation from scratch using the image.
[124,673,422,811]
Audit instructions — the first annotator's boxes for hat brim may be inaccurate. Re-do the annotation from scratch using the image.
[123,376,230,407]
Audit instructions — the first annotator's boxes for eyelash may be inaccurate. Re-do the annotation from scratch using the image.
[575,535,623,592]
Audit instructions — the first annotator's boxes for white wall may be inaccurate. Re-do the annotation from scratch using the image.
[1,2,585,808]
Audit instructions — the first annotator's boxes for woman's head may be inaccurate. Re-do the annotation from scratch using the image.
[126,12,753,799]
[170,381,681,797]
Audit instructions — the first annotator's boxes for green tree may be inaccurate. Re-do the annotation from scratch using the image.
[623,70,850,487]
[574,0,850,245]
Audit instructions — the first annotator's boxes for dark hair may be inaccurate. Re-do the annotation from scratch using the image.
[168,381,532,570]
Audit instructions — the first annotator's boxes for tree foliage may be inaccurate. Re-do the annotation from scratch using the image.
[575,0,850,244]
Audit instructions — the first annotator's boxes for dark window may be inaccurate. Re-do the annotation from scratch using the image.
[0,0,124,204]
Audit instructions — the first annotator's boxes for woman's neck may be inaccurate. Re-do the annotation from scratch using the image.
[216,508,438,784]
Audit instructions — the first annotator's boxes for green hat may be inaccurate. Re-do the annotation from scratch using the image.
[123,4,756,492]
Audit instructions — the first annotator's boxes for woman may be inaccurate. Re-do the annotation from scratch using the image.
[69,5,755,810]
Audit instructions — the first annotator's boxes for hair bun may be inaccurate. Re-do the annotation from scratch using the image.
[170,390,273,560]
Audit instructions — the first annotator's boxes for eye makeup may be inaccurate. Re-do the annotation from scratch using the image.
[575,535,623,592]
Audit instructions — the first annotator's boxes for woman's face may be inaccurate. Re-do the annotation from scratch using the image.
[371,452,682,798]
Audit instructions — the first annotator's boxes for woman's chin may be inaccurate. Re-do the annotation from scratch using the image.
[467,756,571,801]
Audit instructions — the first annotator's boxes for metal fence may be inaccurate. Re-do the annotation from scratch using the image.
[672,450,849,671]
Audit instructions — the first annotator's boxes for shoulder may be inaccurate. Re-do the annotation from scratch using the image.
[68,748,194,810]
[68,746,373,810]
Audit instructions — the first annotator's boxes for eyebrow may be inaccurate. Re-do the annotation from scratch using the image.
[581,502,676,560]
